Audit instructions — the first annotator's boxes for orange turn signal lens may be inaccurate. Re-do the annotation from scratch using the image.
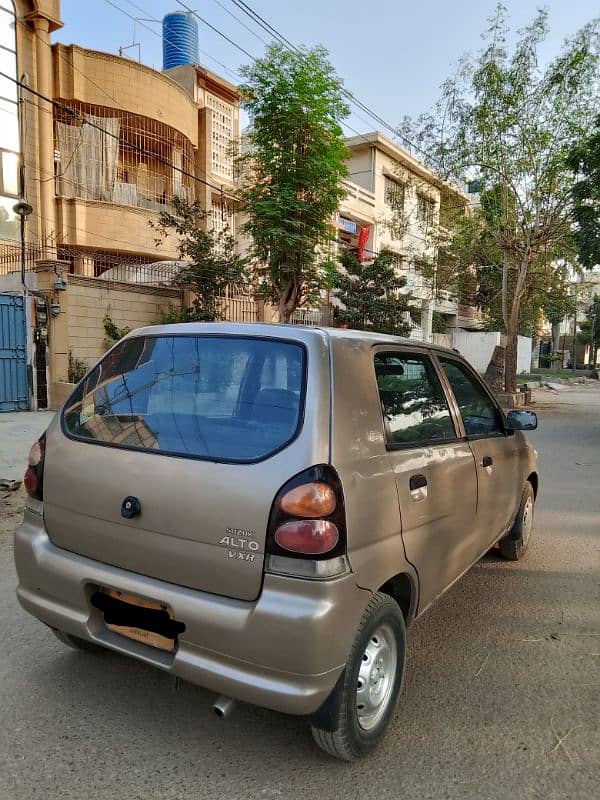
[280,482,337,518]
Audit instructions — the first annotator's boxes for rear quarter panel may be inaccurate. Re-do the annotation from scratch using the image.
[329,337,418,614]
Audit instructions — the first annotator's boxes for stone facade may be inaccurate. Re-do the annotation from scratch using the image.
[66,276,181,365]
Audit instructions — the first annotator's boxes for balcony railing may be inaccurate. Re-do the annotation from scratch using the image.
[340,180,376,209]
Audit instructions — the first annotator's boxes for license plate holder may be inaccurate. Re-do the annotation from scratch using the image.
[93,589,182,653]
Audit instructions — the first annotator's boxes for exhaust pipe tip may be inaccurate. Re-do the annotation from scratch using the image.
[213,695,235,719]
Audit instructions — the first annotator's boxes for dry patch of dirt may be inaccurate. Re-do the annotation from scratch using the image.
[0,484,25,537]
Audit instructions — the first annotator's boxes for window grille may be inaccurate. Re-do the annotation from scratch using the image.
[205,93,234,180]
[54,101,195,211]
[384,176,404,211]
[417,193,436,227]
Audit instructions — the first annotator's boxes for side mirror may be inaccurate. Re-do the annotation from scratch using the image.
[506,409,538,431]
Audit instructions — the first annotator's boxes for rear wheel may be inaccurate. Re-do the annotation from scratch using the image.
[51,628,103,653]
[499,482,535,561]
[310,592,406,761]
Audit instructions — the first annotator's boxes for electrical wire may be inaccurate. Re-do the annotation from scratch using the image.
[105,0,448,174]
[206,0,270,47]
[173,0,397,146]
[107,0,241,81]
[225,0,433,159]
[172,0,256,60]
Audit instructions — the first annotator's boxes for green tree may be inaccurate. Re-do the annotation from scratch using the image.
[567,115,600,270]
[577,295,600,368]
[237,44,350,322]
[152,197,248,322]
[334,250,412,336]
[399,7,599,391]
[542,268,577,353]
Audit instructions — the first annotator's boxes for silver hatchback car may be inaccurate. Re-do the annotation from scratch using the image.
[15,323,538,760]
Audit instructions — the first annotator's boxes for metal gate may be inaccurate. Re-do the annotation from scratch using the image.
[0,294,29,412]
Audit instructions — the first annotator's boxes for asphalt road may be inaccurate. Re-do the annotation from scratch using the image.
[1,386,599,800]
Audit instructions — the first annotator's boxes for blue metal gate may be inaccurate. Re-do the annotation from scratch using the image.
[0,294,29,412]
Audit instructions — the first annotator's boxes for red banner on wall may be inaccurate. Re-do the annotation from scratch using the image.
[358,225,371,261]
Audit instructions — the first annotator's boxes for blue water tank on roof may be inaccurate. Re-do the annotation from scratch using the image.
[162,11,199,70]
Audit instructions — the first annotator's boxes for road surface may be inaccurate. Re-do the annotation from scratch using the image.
[0,386,598,799]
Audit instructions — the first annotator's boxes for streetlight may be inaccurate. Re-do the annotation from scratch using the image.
[12,197,33,292]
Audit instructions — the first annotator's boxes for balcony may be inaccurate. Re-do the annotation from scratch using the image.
[341,180,376,208]
[54,102,196,216]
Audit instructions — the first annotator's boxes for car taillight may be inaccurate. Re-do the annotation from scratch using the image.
[275,520,339,555]
[24,434,46,501]
[280,482,337,517]
[267,466,346,561]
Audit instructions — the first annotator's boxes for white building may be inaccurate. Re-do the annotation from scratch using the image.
[336,132,480,340]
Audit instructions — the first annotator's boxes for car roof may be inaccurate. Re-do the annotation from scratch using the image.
[128,321,462,358]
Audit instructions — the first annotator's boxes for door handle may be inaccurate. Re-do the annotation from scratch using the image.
[481,456,493,468]
[409,474,428,491]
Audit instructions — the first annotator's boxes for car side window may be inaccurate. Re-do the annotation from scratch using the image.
[374,352,456,446]
[439,358,504,437]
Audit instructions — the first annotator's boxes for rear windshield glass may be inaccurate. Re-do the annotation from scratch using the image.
[63,335,306,462]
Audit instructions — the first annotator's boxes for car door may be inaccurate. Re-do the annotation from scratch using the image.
[374,349,478,612]
[436,355,522,547]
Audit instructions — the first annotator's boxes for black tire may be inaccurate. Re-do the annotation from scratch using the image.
[51,628,103,653]
[310,592,406,761]
[499,482,535,561]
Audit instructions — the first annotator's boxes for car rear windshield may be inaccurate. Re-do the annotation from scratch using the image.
[63,335,306,462]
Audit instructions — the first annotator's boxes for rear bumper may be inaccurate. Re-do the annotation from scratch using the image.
[14,508,370,716]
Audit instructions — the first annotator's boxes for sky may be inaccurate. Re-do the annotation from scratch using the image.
[55,0,599,136]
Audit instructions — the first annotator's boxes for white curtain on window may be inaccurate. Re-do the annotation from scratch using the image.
[57,115,120,201]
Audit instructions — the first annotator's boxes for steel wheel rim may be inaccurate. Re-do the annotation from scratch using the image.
[356,623,397,731]
[522,495,534,545]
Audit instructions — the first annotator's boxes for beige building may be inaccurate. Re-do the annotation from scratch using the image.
[1,1,244,409]
[337,132,479,340]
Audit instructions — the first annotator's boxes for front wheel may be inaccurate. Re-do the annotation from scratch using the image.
[499,482,535,561]
[310,592,406,761]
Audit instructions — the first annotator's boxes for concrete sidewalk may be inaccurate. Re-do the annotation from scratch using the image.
[0,411,55,481]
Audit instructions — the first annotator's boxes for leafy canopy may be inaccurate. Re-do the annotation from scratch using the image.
[399,5,599,390]
[334,250,412,337]
[237,43,350,321]
[151,197,249,323]
[567,115,600,270]
[577,295,600,350]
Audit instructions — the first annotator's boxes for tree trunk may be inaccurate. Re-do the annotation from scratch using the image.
[503,254,529,393]
[278,281,295,323]
[278,298,292,323]
[504,322,519,393]
[551,322,560,354]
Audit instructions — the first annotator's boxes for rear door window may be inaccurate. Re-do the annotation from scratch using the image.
[63,336,306,462]
[374,352,456,446]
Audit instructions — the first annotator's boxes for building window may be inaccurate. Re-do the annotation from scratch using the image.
[0,1,19,241]
[416,193,436,228]
[206,93,235,181]
[384,176,404,212]
[338,216,358,235]
[211,198,235,252]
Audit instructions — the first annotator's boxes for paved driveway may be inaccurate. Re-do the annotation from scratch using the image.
[0,411,55,480]
[0,388,598,799]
